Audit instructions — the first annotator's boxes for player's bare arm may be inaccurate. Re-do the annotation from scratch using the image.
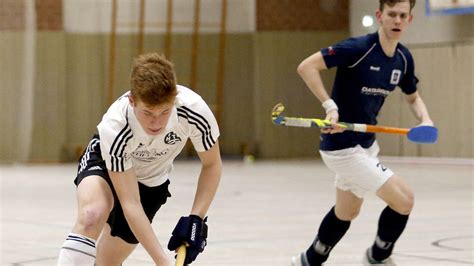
[297,51,329,103]
[191,141,222,218]
[108,169,171,265]
[297,51,344,133]
[405,91,433,126]
[166,142,221,264]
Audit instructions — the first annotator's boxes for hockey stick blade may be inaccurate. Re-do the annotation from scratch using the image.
[271,103,285,125]
[407,125,438,144]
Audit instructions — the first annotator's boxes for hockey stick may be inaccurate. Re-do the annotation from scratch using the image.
[271,103,438,144]
[175,244,187,266]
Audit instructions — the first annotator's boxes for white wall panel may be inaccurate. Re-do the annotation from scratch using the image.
[63,0,255,33]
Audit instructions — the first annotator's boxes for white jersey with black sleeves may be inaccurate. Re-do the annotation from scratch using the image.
[97,85,220,187]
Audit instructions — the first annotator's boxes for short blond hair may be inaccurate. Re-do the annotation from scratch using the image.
[379,0,416,11]
[130,53,177,106]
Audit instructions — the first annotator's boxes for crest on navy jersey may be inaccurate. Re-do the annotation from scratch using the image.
[164,131,182,145]
[328,46,336,56]
[390,69,401,85]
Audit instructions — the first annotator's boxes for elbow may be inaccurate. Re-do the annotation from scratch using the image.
[210,161,223,177]
[406,96,418,105]
[203,161,222,180]
[297,59,321,78]
[202,153,222,173]
[406,91,420,105]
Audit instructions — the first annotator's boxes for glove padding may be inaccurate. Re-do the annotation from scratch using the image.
[168,215,208,264]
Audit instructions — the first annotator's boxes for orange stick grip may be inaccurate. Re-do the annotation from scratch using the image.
[365,125,410,135]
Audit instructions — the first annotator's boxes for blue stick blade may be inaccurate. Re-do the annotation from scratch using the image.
[407,126,438,144]
[272,115,285,125]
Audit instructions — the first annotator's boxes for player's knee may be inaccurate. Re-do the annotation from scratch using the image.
[403,192,415,214]
[345,209,360,220]
[335,207,360,221]
[392,192,414,215]
[96,256,124,266]
[78,205,109,231]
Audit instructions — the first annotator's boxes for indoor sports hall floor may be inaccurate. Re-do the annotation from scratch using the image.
[1,157,472,265]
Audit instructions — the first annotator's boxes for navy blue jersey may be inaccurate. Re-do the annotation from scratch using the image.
[320,32,418,151]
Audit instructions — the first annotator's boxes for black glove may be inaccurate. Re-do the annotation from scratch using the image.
[168,215,208,264]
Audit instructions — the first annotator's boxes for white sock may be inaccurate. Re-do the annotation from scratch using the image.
[57,233,96,265]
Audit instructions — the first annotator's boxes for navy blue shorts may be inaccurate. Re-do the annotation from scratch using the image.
[74,134,171,244]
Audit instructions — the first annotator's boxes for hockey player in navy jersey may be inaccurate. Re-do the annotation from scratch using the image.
[292,0,433,265]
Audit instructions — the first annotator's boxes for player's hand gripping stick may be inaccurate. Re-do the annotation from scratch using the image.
[168,215,208,265]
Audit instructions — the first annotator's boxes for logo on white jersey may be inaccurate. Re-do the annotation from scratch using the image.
[164,131,182,145]
[390,69,401,85]
[131,148,169,162]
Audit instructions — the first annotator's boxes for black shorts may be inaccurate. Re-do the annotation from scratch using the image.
[74,134,172,244]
